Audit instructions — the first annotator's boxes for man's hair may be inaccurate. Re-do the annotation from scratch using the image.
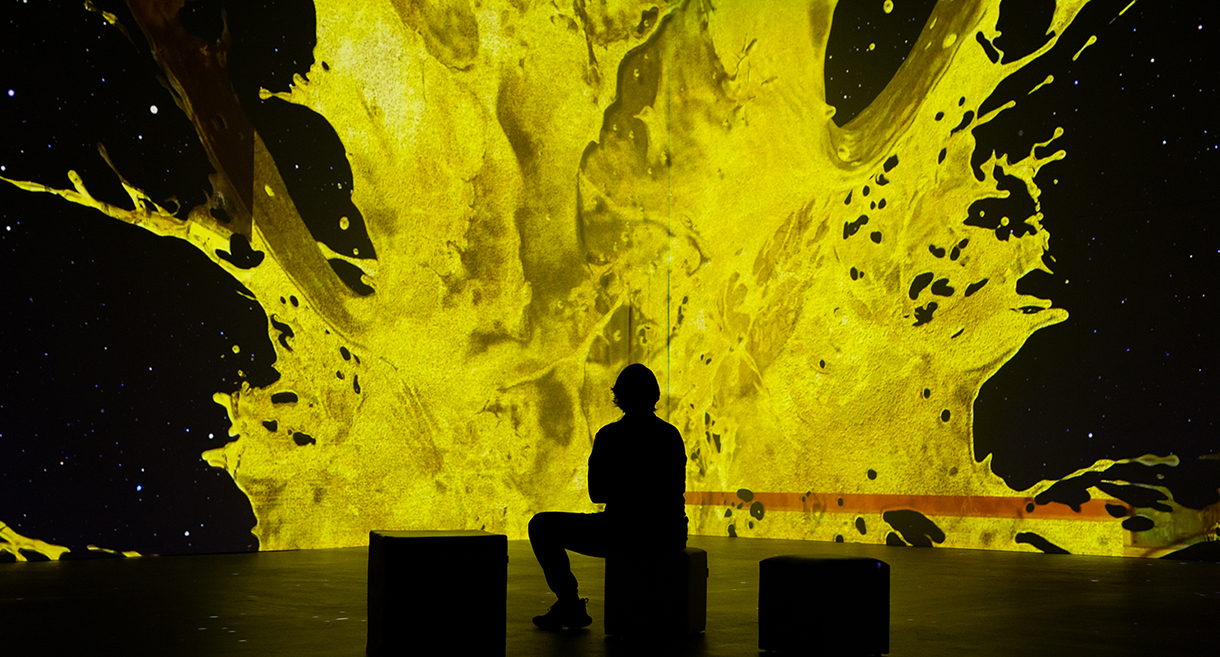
[612,363,660,413]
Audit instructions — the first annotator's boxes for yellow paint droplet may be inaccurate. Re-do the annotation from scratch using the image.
[869,43,876,51]
[353,247,360,256]
[1029,74,1054,95]
[942,33,957,48]
[883,0,894,13]
[339,216,350,230]
[264,184,275,197]
[232,345,241,354]
[1072,35,1098,61]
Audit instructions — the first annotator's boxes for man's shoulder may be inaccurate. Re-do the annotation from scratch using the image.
[646,413,682,434]
[595,418,630,439]
[593,420,625,444]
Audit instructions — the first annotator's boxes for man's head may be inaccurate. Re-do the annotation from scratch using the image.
[612,363,661,414]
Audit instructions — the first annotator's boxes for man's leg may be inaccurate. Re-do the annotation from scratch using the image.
[528,511,610,601]
[528,512,613,629]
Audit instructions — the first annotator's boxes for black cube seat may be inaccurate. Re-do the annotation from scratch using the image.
[367,530,507,656]
[759,554,889,655]
[604,546,708,638]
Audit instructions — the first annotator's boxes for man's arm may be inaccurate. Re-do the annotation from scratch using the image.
[588,430,607,504]
[671,423,688,496]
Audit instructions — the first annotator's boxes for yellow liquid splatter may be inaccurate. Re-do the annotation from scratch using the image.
[7,0,1213,559]
[1073,35,1099,61]
[1,521,69,561]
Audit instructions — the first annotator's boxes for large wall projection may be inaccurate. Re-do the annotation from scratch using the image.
[2,0,1217,560]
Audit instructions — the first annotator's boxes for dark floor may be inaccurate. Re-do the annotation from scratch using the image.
[3,535,1217,656]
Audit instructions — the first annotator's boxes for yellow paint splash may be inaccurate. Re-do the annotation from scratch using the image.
[1,521,69,561]
[1073,34,1098,60]
[1029,74,1054,94]
[86,545,142,557]
[8,0,1212,559]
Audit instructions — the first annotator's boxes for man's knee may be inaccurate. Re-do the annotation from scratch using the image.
[529,512,554,541]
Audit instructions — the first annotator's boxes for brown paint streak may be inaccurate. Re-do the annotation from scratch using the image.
[127,0,255,234]
[685,491,1118,520]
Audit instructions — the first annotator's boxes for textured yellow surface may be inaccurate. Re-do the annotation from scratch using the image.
[5,0,1216,559]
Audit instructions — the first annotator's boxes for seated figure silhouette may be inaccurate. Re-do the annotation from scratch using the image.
[529,363,688,630]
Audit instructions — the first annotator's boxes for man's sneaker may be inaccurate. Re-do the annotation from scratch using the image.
[532,597,592,630]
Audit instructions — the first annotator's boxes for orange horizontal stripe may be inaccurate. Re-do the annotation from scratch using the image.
[685,491,1120,521]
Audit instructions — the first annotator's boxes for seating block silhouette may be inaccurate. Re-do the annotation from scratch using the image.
[759,554,890,655]
[604,546,708,638]
[367,530,506,656]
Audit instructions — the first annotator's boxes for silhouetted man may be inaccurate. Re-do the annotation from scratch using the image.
[528,363,688,630]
